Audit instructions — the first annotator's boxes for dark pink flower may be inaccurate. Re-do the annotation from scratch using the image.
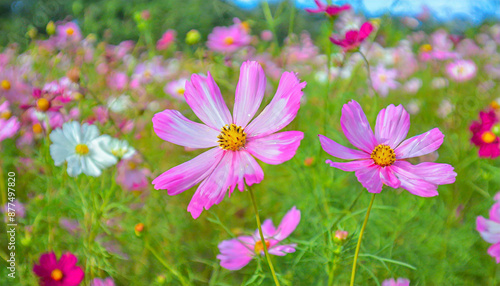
[156,30,176,50]
[330,22,373,52]
[305,0,351,17]
[319,100,456,196]
[33,252,84,286]
[470,110,500,158]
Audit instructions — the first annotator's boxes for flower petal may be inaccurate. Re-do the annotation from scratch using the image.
[395,128,444,159]
[152,148,224,195]
[477,216,500,244]
[268,244,297,256]
[187,151,234,219]
[184,72,232,130]
[153,109,219,148]
[488,243,500,263]
[246,131,304,165]
[358,22,374,41]
[275,206,301,241]
[390,163,439,197]
[393,161,456,185]
[354,165,383,193]
[233,61,266,128]
[217,237,254,270]
[379,167,401,188]
[374,104,410,148]
[326,159,373,172]
[230,150,264,192]
[340,100,377,153]
[318,134,370,160]
[245,72,306,138]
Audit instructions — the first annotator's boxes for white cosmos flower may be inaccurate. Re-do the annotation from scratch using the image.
[107,94,131,113]
[105,138,136,159]
[49,122,117,177]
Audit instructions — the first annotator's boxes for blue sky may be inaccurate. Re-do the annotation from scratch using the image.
[230,0,500,23]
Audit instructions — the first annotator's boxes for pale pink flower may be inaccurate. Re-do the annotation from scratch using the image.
[0,101,20,142]
[446,59,477,82]
[207,18,251,53]
[116,156,151,192]
[319,100,456,196]
[477,194,500,263]
[382,278,410,286]
[55,22,82,47]
[370,64,399,97]
[217,207,300,270]
[164,78,188,100]
[152,61,306,218]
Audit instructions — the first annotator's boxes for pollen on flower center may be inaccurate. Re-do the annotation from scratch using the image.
[66,28,74,36]
[379,74,387,82]
[371,144,396,167]
[176,88,185,95]
[51,269,63,281]
[36,98,51,112]
[482,131,496,144]
[420,44,432,53]
[457,66,465,75]
[1,79,11,90]
[1,110,12,119]
[224,36,234,45]
[254,239,271,254]
[75,144,89,155]
[217,124,247,151]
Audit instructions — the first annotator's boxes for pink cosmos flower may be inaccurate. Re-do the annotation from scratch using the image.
[207,18,251,54]
[156,29,176,50]
[116,156,151,192]
[91,277,115,286]
[152,61,306,218]
[382,278,410,286]
[107,72,128,91]
[446,59,477,82]
[0,101,20,142]
[164,78,188,100]
[330,22,374,52]
[319,100,456,196]
[477,195,500,263]
[217,206,300,270]
[305,0,351,17]
[470,109,500,158]
[284,32,319,64]
[370,64,399,97]
[33,252,84,286]
[55,22,82,47]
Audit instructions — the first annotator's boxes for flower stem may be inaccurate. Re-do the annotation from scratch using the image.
[349,193,376,286]
[248,186,280,286]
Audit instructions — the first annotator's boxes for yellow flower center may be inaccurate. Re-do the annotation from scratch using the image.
[482,131,497,144]
[128,161,137,169]
[420,44,432,53]
[240,21,250,33]
[217,124,246,151]
[1,80,11,90]
[371,144,396,167]
[1,111,12,119]
[66,27,74,36]
[176,88,185,95]
[32,123,43,134]
[457,66,465,75]
[224,36,234,46]
[36,98,51,112]
[491,101,500,110]
[254,239,271,254]
[51,269,63,281]
[144,70,152,79]
[75,144,89,155]
[379,74,387,83]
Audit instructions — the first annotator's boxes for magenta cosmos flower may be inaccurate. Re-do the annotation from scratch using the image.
[305,0,351,17]
[33,252,84,286]
[156,29,176,50]
[152,61,306,218]
[207,18,251,54]
[330,22,373,52]
[319,100,456,196]
[217,206,300,270]
[477,194,500,263]
[470,109,500,158]
[382,278,410,286]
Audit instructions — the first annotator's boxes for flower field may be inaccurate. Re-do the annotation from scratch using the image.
[1,1,500,285]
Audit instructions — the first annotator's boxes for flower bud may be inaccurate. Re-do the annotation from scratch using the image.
[46,21,56,36]
[333,230,348,244]
[134,223,145,237]
[186,29,201,45]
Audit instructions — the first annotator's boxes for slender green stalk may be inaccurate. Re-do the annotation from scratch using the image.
[349,193,376,286]
[248,186,280,286]
[145,241,190,286]
[262,0,280,52]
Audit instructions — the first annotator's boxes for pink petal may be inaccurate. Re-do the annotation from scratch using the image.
[229,150,264,192]
[477,217,500,243]
[153,110,219,148]
[62,267,85,286]
[340,100,377,153]
[152,148,224,195]
[261,219,277,237]
[275,206,301,240]
[374,104,410,148]
[233,61,266,128]
[245,72,306,138]
[318,134,370,160]
[489,243,500,263]
[184,72,232,130]
[395,128,444,159]
[379,167,401,188]
[326,159,373,172]
[57,253,78,271]
[217,237,254,270]
[268,244,297,256]
[246,131,304,165]
[358,22,374,41]
[354,165,383,193]
[393,161,456,186]
[491,203,500,223]
[187,152,235,219]
[390,163,439,197]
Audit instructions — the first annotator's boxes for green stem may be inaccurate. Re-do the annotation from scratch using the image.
[145,241,189,286]
[248,186,280,286]
[262,0,280,53]
[349,193,376,286]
